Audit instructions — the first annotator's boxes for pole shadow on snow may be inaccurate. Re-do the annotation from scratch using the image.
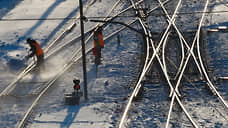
[44,0,90,44]
[17,0,89,44]
[0,0,23,65]
[18,0,66,43]
[32,106,80,127]
[33,105,83,128]
[44,7,79,44]
[0,0,22,19]
[60,105,80,128]
[4,0,79,71]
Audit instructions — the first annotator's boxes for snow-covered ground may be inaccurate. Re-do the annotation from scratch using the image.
[0,0,228,128]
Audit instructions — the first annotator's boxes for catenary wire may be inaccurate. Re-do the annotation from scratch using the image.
[0,10,228,21]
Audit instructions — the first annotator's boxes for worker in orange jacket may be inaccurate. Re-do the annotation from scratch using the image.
[26,38,44,70]
[93,26,104,48]
[93,26,104,65]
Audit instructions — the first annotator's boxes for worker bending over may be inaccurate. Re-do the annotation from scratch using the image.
[26,38,45,71]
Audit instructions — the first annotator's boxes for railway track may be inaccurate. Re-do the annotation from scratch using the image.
[15,1,150,127]
[1,0,228,128]
[119,0,228,128]
[0,0,95,97]
[0,1,129,127]
[0,0,146,97]
[0,1,149,126]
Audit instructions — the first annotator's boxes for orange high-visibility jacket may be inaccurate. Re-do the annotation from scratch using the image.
[93,33,104,48]
[32,42,44,56]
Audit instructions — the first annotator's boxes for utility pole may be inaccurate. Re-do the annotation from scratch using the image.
[79,0,88,100]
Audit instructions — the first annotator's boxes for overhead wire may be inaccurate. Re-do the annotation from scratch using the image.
[0,10,228,21]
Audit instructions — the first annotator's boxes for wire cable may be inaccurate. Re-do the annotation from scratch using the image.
[1,10,228,21]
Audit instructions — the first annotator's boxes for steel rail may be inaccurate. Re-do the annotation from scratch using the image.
[0,0,96,97]
[153,38,200,128]
[131,0,180,98]
[155,0,200,127]
[149,33,174,94]
[157,0,204,97]
[136,16,181,102]
[162,32,170,76]
[125,0,179,113]
[119,0,198,127]
[157,0,185,97]
[174,36,184,80]
[158,14,189,128]
[154,30,186,101]
[157,0,204,86]
[165,0,211,127]
[196,1,228,109]
[0,63,36,97]
[119,0,155,127]
[137,23,150,76]
[138,0,171,86]
[149,31,197,128]
[151,0,226,127]
[132,0,178,98]
[172,0,208,103]
[156,47,199,128]
[166,56,228,122]
[148,29,199,128]
[119,0,178,127]
[148,31,180,101]
[135,5,153,77]
[151,0,199,127]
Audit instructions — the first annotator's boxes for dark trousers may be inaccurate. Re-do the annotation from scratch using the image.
[95,47,101,65]
[36,54,45,71]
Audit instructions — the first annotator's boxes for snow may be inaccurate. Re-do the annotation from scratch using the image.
[211,4,228,25]
[31,103,112,128]
[0,0,228,128]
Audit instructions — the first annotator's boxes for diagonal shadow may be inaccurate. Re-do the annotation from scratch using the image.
[3,0,67,71]
[0,0,22,19]
[44,7,80,45]
[17,0,66,43]
[43,0,92,45]
[60,105,80,128]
